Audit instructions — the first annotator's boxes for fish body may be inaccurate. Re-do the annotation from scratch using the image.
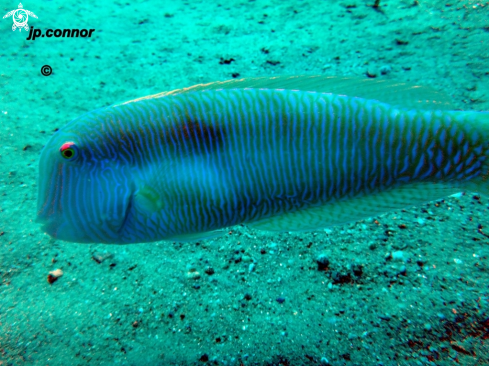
[36,76,489,244]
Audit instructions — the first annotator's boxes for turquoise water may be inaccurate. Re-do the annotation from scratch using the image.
[1,0,489,365]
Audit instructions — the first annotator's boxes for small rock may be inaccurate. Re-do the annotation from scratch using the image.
[351,263,363,277]
[186,270,201,280]
[396,39,409,45]
[320,357,330,365]
[92,252,113,264]
[392,251,404,261]
[47,269,63,284]
[380,65,392,75]
[204,266,215,275]
[316,254,330,270]
[242,255,253,263]
[276,297,285,304]
[332,271,351,284]
[233,254,242,263]
[244,293,252,301]
[366,66,377,78]
[398,265,407,276]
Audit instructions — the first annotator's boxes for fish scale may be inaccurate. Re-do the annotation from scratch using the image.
[36,76,489,244]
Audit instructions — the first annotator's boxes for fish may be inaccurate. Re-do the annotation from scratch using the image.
[36,75,489,244]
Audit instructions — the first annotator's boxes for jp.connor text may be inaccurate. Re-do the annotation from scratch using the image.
[26,27,95,41]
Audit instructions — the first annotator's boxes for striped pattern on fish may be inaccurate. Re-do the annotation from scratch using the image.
[36,76,489,244]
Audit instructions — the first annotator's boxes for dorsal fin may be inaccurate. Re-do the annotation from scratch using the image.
[121,75,456,110]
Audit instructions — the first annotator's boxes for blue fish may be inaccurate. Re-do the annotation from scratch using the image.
[36,76,489,243]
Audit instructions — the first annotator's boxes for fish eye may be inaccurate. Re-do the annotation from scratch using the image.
[59,142,78,160]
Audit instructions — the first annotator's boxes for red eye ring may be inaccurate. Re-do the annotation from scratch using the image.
[60,142,78,160]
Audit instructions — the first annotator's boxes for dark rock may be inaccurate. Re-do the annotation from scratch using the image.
[351,263,363,277]
[332,271,352,284]
[316,254,330,270]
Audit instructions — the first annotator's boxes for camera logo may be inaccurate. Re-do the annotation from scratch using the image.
[3,3,37,32]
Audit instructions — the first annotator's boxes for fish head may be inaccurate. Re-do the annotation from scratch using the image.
[36,112,135,244]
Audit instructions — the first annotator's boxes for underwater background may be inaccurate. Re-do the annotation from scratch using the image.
[1,0,489,365]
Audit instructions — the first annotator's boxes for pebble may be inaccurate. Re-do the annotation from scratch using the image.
[398,265,407,276]
[47,269,63,284]
[276,297,285,304]
[320,357,330,365]
[92,252,114,264]
[392,251,404,261]
[242,255,253,263]
[424,323,432,331]
[204,266,215,275]
[351,263,363,277]
[186,270,201,280]
[316,254,330,270]
[380,65,392,75]
[366,66,377,78]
